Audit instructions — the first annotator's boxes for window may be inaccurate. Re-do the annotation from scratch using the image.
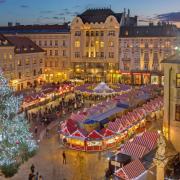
[86,41,89,47]
[9,54,12,59]
[63,40,66,47]
[75,31,81,36]
[75,52,80,58]
[4,54,7,59]
[50,40,53,46]
[100,41,104,48]
[40,59,43,63]
[100,52,104,57]
[109,52,114,58]
[18,72,21,79]
[86,31,89,36]
[96,31,99,36]
[63,50,66,57]
[176,74,180,87]
[25,58,30,65]
[175,104,180,121]
[100,31,104,36]
[109,41,114,47]
[109,31,115,36]
[55,40,58,46]
[55,61,58,67]
[44,41,47,46]
[55,50,58,56]
[45,61,47,67]
[18,60,21,66]
[33,58,36,64]
[50,50,53,56]
[50,61,53,67]
[39,41,42,46]
[39,68,42,74]
[33,69,36,76]
[91,31,94,36]
[75,41,80,48]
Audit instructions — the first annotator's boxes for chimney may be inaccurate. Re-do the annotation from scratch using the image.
[124,8,126,16]
[128,9,130,18]
[8,22,13,27]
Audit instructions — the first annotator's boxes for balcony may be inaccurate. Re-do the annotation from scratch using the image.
[71,56,118,63]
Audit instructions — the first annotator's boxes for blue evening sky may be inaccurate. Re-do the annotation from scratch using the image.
[0,0,180,26]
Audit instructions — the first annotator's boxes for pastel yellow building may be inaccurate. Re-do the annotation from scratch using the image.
[0,34,45,90]
[162,53,180,152]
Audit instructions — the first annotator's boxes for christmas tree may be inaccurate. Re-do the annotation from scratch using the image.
[0,70,37,168]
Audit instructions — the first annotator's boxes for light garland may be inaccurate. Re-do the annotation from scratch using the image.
[0,69,37,166]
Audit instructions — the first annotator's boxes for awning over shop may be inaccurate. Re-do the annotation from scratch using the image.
[121,142,149,159]
[114,159,146,180]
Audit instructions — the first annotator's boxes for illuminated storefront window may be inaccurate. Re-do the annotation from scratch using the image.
[151,75,159,84]
[175,104,180,121]
[133,74,141,85]
[176,74,180,87]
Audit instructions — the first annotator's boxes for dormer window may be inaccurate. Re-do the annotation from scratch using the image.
[125,31,129,36]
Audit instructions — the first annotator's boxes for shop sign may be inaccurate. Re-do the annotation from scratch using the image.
[106,138,116,144]
[111,161,120,167]
[87,141,102,146]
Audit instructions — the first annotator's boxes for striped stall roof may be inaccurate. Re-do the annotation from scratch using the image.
[100,128,115,137]
[108,120,124,133]
[121,142,149,159]
[142,131,159,144]
[114,159,146,180]
[87,130,103,139]
[133,135,157,151]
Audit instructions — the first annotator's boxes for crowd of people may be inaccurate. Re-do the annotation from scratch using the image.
[25,93,85,138]
[29,164,43,180]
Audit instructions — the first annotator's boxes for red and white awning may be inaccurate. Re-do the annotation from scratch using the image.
[87,130,103,139]
[121,142,149,159]
[114,159,146,180]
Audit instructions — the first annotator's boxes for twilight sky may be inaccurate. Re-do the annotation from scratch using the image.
[0,0,180,26]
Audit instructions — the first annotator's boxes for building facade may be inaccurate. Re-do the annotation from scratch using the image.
[70,8,137,83]
[0,8,178,85]
[162,53,180,152]
[119,24,177,85]
[0,34,45,90]
[0,24,70,83]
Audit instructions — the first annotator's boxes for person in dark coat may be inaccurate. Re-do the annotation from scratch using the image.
[62,151,66,164]
[30,164,35,173]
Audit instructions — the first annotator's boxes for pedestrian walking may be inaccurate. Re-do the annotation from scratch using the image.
[34,126,38,136]
[30,164,35,173]
[35,172,39,180]
[39,175,43,180]
[62,151,66,164]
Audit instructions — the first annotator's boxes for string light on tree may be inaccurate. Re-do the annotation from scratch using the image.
[0,69,37,166]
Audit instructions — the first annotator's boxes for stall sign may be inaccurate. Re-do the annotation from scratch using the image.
[87,141,102,146]
[106,138,116,144]
[111,161,120,167]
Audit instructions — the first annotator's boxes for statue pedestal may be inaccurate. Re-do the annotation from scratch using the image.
[156,163,165,180]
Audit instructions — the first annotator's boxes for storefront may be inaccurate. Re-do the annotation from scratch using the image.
[142,73,151,84]
[86,140,103,151]
[151,75,160,85]
[133,73,142,85]
[121,73,132,84]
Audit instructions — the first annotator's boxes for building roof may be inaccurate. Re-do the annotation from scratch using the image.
[0,34,13,46]
[6,36,44,54]
[120,24,178,37]
[114,159,146,180]
[77,8,123,23]
[161,53,180,64]
[0,24,70,34]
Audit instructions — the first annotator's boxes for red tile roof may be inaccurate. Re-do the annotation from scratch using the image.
[115,159,146,179]
[0,34,13,46]
[87,130,103,139]
[6,36,44,54]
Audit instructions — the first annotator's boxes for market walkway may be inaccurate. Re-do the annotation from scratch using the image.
[6,128,109,180]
